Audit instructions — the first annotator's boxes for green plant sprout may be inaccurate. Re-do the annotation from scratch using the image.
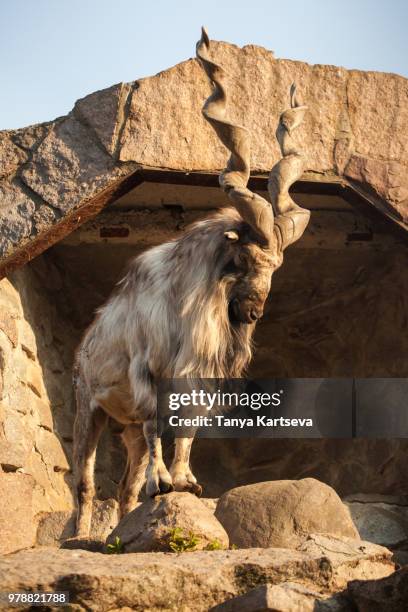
[106,536,124,554]
[168,527,200,552]
[205,539,223,551]
[168,528,226,552]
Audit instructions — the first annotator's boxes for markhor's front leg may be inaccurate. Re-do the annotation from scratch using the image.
[170,437,202,496]
[143,419,173,497]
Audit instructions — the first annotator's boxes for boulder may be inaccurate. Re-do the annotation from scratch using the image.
[106,491,229,552]
[215,478,359,549]
[0,536,394,611]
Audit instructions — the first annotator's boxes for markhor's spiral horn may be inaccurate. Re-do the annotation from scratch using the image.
[196,27,310,251]
[196,27,275,248]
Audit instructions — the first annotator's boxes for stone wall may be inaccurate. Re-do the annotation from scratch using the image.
[1,203,407,553]
[0,265,74,552]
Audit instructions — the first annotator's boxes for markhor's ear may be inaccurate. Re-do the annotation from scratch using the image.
[224,230,239,241]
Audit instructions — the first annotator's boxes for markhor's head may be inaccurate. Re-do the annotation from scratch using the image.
[178,207,282,327]
[220,221,279,325]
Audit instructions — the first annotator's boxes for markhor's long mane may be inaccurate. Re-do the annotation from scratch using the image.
[118,208,254,379]
[173,209,254,377]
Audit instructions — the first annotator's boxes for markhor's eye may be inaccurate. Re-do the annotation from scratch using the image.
[222,260,239,276]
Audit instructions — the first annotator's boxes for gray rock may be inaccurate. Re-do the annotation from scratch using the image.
[74,83,132,156]
[348,566,408,611]
[0,181,35,257]
[106,491,229,552]
[36,511,75,545]
[0,536,394,611]
[0,133,27,180]
[20,114,133,213]
[344,493,408,505]
[36,498,119,546]
[60,537,105,553]
[344,499,408,547]
[12,122,51,152]
[215,478,359,549]
[91,498,120,541]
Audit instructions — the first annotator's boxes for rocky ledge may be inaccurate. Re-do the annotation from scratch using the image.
[0,534,395,611]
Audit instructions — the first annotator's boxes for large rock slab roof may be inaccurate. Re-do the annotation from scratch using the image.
[1,41,407,276]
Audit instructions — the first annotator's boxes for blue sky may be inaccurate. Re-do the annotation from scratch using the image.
[1,0,407,129]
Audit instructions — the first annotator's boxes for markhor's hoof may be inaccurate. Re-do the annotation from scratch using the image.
[159,481,174,494]
[192,483,202,497]
[148,480,174,497]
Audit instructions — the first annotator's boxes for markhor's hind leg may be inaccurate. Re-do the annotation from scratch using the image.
[73,390,107,537]
[118,424,149,517]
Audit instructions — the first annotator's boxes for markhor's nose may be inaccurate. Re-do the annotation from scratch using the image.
[249,308,262,321]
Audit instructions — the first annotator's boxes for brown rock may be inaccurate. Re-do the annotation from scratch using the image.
[34,428,70,472]
[0,473,36,554]
[0,310,18,347]
[0,409,33,469]
[25,448,54,494]
[31,397,53,431]
[346,70,408,171]
[106,491,229,552]
[6,383,33,416]
[24,361,44,397]
[119,45,347,174]
[0,277,22,316]
[17,318,37,360]
[0,537,393,611]
[0,349,3,399]
[215,479,359,549]
[345,155,408,222]
[118,42,408,223]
